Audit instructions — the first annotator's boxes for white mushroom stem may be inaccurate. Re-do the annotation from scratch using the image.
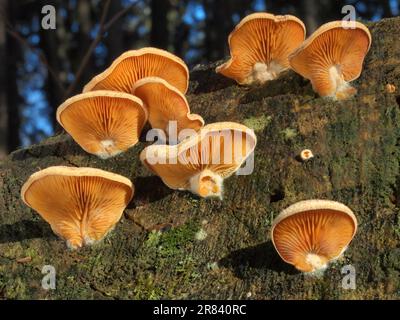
[244,61,285,84]
[189,169,223,199]
[305,253,328,272]
[97,139,122,159]
[328,65,357,100]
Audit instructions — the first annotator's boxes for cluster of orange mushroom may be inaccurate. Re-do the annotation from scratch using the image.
[20,12,361,273]
[21,47,256,249]
[217,13,372,100]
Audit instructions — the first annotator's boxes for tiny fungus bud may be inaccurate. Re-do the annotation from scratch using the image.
[386,83,396,93]
[300,149,314,161]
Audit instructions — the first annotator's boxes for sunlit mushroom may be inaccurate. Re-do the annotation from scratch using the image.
[385,84,396,93]
[216,13,306,85]
[21,166,134,249]
[271,199,357,273]
[83,47,189,94]
[140,122,257,198]
[300,149,314,161]
[289,21,371,100]
[132,76,204,139]
[56,91,148,159]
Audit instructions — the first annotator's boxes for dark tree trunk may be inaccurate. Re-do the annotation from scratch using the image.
[5,0,20,153]
[203,0,233,62]
[39,0,64,133]
[104,0,124,63]
[150,0,171,50]
[74,0,96,93]
[0,0,8,158]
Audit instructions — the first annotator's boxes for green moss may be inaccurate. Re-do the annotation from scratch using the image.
[3,277,28,299]
[243,115,272,132]
[133,273,164,300]
[132,220,201,299]
[281,128,298,140]
[144,219,199,261]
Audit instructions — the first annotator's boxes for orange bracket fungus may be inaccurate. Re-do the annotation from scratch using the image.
[83,47,189,94]
[271,199,357,273]
[289,21,371,100]
[132,77,204,139]
[140,122,257,199]
[56,91,148,159]
[21,166,134,249]
[216,13,306,85]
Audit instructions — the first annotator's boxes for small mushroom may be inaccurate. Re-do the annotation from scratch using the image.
[132,77,204,139]
[21,166,134,249]
[140,122,257,198]
[57,91,148,159]
[386,84,396,93]
[216,13,306,85]
[289,21,371,100]
[271,199,357,273]
[83,47,189,94]
[300,149,314,161]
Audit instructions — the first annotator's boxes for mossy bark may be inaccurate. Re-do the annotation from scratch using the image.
[1,18,400,299]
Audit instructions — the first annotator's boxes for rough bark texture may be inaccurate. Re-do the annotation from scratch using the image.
[1,17,400,299]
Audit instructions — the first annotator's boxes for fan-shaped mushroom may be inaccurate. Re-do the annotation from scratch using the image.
[216,13,306,85]
[56,91,147,159]
[21,166,134,249]
[83,47,189,94]
[140,122,257,198]
[132,77,204,139]
[271,199,357,273]
[289,21,371,100]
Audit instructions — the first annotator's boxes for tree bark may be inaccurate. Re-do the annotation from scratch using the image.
[0,18,399,299]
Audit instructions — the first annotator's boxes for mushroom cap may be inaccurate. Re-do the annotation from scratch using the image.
[56,91,148,159]
[140,122,257,190]
[289,21,371,96]
[21,166,134,248]
[132,77,204,137]
[271,199,357,272]
[216,12,306,84]
[83,47,189,94]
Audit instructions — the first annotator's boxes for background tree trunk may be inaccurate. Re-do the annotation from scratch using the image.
[4,0,20,154]
[150,0,171,49]
[0,0,8,158]
[39,0,64,133]
[0,18,399,299]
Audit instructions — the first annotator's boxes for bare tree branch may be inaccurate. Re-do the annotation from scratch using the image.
[103,0,139,30]
[63,0,140,99]
[5,27,66,94]
[63,0,111,99]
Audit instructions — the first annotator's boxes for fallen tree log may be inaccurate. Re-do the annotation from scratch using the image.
[0,17,399,299]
